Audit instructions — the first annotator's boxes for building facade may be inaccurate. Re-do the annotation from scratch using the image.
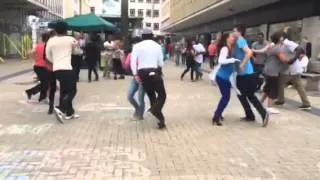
[161,0,320,64]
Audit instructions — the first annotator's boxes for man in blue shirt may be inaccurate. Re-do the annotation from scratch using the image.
[233,24,269,127]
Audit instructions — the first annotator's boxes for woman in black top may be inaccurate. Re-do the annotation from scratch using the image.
[180,38,195,81]
[84,34,100,82]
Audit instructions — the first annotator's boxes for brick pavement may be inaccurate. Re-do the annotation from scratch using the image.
[0,62,320,180]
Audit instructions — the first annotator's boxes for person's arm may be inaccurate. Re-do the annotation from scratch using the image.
[130,45,138,76]
[252,43,271,54]
[218,47,240,65]
[238,39,253,71]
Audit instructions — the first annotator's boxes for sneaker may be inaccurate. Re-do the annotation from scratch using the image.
[262,113,269,128]
[158,123,167,130]
[65,114,80,120]
[54,107,64,124]
[267,107,280,114]
[25,91,31,100]
[240,117,255,122]
[275,101,285,106]
[298,105,311,110]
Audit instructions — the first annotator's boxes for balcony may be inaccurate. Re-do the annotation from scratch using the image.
[0,0,48,11]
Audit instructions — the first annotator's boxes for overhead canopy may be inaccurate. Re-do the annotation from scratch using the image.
[50,13,116,32]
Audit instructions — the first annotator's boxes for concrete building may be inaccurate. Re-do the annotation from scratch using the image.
[0,0,63,58]
[161,0,320,65]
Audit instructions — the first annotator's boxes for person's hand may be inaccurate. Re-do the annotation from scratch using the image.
[135,75,141,83]
[239,63,245,72]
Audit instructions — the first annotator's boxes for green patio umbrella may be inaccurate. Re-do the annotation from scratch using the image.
[63,13,116,32]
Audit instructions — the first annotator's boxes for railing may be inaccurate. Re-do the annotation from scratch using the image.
[0,33,33,62]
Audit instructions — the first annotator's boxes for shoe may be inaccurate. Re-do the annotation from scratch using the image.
[262,113,269,128]
[240,117,255,122]
[267,107,280,114]
[65,113,80,120]
[158,123,167,130]
[298,105,311,110]
[119,76,125,80]
[54,107,64,124]
[275,101,285,106]
[48,106,53,115]
[95,78,99,81]
[25,91,31,100]
[114,76,117,80]
[212,119,223,126]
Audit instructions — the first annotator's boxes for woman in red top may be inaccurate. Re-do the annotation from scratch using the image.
[208,40,218,69]
[25,33,51,102]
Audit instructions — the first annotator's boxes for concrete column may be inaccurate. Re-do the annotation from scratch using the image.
[301,16,320,62]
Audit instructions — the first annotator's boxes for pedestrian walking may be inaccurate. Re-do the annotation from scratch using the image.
[212,33,240,126]
[46,21,79,123]
[111,39,125,80]
[84,34,100,82]
[25,32,51,103]
[232,24,269,127]
[276,47,311,109]
[102,35,114,78]
[124,37,145,120]
[192,40,206,81]
[251,32,268,92]
[180,38,196,81]
[131,28,166,130]
[72,32,83,82]
[208,40,218,69]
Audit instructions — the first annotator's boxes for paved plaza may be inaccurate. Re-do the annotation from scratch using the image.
[0,62,320,180]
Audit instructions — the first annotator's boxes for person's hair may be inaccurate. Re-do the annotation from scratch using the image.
[186,38,193,50]
[142,33,153,40]
[295,46,306,55]
[234,24,246,36]
[54,21,68,35]
[217,33,230,56]
[270,31,284,44]
[41,32,50,43]
[90,34,99,42]
[48,30,56,38]
[258,32,264,38]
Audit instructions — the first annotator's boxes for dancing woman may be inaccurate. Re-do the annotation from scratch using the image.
[212,33,240,126]
[180,39,195,81]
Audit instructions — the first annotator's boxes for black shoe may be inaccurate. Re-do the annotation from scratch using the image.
[114,76,117,80]
[158,123,166,130]
[212,119,223,126]
[262,113,269,128]
[119,76,125,79]
[48,106,53,115]
[95,78,99,81]
[275,101,285,106]
[25,91,31,100]
[298,105,311,110]
[240,117,255,122]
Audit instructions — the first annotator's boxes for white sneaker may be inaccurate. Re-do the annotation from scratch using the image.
[54,107,64,124]
[65,114,80,120]
[267,107,280,114]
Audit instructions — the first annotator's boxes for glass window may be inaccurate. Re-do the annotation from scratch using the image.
[146,9,152,17]
[146,0,152,3]
[138,0,143,2]
[129,9,135,17]
[138,9,144,17]
[146,23,151,27]
[154,23,159,30]
[154,0,160,3]
[130,0,135,2]
[153,10,159,17]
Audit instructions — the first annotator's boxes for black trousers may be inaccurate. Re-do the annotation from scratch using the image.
[71,55,82,81]
[237,74,267,120]
[55,70,77,116]
[48,71,57,111]
[254,64,265,91]
[88,62,99,81]
[181,60,195,80]
[138,68,166,125]
[26,66,49,101]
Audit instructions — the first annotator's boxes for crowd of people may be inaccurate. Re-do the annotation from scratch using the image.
[24,20,312,130]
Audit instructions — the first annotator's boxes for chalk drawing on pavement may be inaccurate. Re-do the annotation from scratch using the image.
[0,146,151,179]
[0,124,52,136]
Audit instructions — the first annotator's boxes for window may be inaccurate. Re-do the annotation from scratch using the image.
[153,10,159,17]
[154,0,160,3]
[146,9,152,17]
[146,0,152,3]
[138,0,143,2]
[130,0,135,2]
[153,23,159,30]
[138,9,143,17]
[146,23,151,27]
[136,22,142,28]
[129,9,135,17]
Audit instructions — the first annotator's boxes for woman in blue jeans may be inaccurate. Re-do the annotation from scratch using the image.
[212,33,240,126]
[125,37,145,120]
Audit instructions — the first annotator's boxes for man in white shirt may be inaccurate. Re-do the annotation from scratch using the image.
[277,47,311,109]
[192,41,206,80]
[46,21,79,123]
[131,28,166,130]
